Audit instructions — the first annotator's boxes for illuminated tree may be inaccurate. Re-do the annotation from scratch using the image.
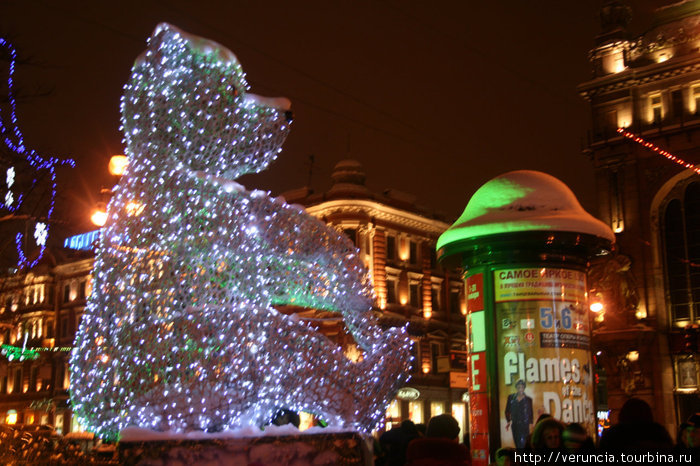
[70,23,412,439]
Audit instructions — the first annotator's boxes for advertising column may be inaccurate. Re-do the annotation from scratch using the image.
[494,267,594,449]
[436,171,615,462]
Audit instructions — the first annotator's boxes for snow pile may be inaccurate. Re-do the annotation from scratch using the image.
[118,427,369,466]
[119,424,353,442]
[438,170,614,251]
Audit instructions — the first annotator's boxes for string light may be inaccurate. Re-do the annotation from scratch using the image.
[0,37,75,269]
[70,23,412,440]
[616,127,700,175]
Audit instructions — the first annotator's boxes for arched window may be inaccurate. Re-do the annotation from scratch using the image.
[662,181,700,323]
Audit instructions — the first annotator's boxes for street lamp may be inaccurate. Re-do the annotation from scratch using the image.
[90,203,108,227]
[590,301,604,313]
[91,156,129,226]
[108,155,128,176]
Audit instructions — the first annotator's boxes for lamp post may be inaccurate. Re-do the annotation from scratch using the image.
[90,155,128,227]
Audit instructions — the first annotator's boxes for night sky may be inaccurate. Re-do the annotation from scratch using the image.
[1,0,663,240]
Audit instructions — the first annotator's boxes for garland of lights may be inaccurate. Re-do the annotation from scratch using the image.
[0,38,75,269]
[616,127,700,175]
[70,23,412,439]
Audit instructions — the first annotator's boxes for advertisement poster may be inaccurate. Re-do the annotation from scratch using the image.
[494,267,595,449]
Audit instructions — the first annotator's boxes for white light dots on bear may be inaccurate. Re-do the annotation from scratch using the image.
[69,23,412,439]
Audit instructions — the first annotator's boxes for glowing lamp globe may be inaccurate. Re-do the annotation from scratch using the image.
[589,302,604,313]
[108,155,128,176]
[90,205,107,227]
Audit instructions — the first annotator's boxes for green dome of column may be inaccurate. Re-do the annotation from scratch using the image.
[437,170,615,265]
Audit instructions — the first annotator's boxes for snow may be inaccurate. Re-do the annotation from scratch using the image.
[245,93,292,111]
[119,424,355,442]
[438,170,615,251]
[151,23,239,68]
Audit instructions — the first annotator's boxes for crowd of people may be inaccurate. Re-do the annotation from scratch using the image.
[376,399,699,466]
[377,414,469,466]
[497,398,698,465]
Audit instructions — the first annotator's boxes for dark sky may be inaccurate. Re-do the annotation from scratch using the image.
[1,0,663,238]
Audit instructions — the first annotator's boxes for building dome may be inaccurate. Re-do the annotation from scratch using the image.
[437,170,615,252]
[327,159,370,198]
[331,159,366,185]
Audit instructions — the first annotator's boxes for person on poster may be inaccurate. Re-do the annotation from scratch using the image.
[505,379,533,449]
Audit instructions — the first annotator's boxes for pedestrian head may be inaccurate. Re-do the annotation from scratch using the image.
[618,398,653,424]
[563,422,590,452]
[496,447,514,466]
[531,417,564,451]
[426,414,460,441]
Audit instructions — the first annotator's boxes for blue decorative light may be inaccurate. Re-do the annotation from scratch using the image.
[0,37,75,269]
[64,230,101,251]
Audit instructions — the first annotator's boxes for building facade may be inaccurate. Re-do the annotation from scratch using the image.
[579,0,700,431]
[283,159,468,435]
[0,249,92,434]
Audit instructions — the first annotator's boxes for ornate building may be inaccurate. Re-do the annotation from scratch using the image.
[283,159,467,434]
[579,0,700,430]
[0,248,92,434]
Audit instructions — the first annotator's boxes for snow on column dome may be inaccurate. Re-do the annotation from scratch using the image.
[437,170,615,253]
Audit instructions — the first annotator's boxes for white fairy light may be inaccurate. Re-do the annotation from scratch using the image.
[70,23,411,440]
[33,222,47,246]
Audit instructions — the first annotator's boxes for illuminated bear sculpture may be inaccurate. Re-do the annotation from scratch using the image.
[69,23,412,438]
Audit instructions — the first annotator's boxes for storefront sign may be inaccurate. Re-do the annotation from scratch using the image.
[450,371,468,388]
[396,387,420,400]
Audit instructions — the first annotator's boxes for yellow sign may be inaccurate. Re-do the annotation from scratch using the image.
[494,268,586,303]
[450,371,468,389]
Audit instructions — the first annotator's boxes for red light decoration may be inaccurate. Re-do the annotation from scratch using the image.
[616,127,700,175]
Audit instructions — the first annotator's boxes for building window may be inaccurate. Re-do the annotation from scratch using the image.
[386,399,400,430]
[693,85,700,114]
[672,90,683,119]
[78,281,87,300]
[451,403,466,443]
[13,368,21,393]
[343,228,357,247]
[63,362,70,389]
[386,278,397,304]
[662,182,700,323]
[431,341,442,375]
[386,235,396,261]
[63,285,71,303]
[409,401,423,424]
[430,401,445,417]
[431,286,441,311]
[449,289,461,315]
[676,355,698,390]
[60,317,69,339]
[56,364,64,390]
[610,171,625,233]
[30,367,38,392]
[409,241,418,265]
[650,94,662,123]
[409,282,421,308]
